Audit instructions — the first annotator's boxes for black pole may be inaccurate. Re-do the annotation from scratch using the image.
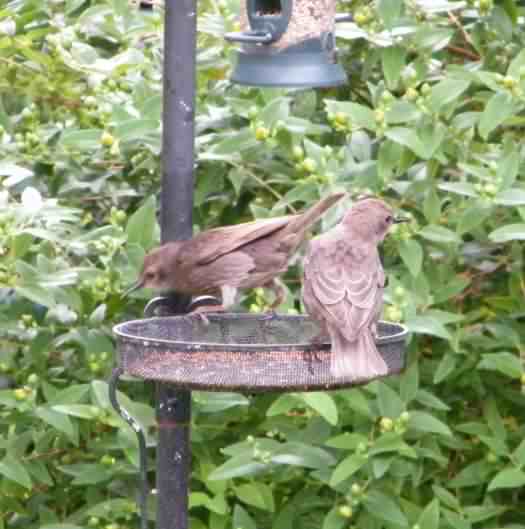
[157,0,197,528]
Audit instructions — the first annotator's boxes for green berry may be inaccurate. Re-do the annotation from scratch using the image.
[100,131,115,147]
[400,411,410,423]
[255,127,269,141]
[380,417,394,432]
[14,388,27,401]
[338,505,353,518]
[351,483,362,495]
[302,158,317,173]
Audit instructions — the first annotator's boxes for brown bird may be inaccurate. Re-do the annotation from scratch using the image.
[126,192,346,310]
[302,198,407,379]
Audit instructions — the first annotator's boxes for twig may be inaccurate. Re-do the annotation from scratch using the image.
[446,45,480,62]
[447,11,480,60]
[235,163,298,213]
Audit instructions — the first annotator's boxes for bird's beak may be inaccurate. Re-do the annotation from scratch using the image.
[122,279,144,297]
[394,216,410,224]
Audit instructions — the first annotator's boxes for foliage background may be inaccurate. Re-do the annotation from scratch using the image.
[1,0,525,528]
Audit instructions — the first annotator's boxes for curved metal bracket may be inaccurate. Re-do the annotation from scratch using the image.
[109,367,149,529]
[224,29,274,44]
[188,295,222,312]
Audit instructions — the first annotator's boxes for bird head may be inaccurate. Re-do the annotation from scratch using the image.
[343,198,408,242]
[123,243,179,296]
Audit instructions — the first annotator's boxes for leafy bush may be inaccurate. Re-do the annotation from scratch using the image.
[1,0,525,528]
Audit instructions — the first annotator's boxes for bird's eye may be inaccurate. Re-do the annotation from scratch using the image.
[385,215,393,223]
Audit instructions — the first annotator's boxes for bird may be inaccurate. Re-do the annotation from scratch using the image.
[301,198,407,379]
[125,192,346,311]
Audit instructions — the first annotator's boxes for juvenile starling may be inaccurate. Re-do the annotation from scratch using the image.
[302,198,407,379]
[126,192,345,309]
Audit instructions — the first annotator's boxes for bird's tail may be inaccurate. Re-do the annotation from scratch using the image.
[279,192,346,244]
[329,327,388,380]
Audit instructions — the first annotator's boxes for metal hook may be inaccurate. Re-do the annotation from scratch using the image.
[108,367,149,529]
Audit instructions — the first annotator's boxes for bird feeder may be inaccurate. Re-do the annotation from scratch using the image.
[108,1,405,528]
[225,0,351,87]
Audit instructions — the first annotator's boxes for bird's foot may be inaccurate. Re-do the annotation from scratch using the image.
[261,308,278,320]
[189,304,225,326]
[305,348,323,374]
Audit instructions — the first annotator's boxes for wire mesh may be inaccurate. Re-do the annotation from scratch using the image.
[113,313,408,392]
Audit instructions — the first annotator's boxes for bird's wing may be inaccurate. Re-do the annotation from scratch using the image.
[304,234,382,341]
[187,251,256,290]
[179,216,296,265]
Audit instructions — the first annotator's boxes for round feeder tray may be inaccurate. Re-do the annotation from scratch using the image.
[113,314,408,392]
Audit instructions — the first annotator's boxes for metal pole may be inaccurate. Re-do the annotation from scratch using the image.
[157,0,197,528]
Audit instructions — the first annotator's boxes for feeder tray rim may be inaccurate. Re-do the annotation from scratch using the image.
[113,314,408,351]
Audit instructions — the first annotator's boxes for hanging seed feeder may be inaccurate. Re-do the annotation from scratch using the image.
[225,0,352,87]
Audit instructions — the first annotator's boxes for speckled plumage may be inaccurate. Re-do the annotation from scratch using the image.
[302,198,397,379]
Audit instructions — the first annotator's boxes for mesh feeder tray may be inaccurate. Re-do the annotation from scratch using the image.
[113,313,408,392]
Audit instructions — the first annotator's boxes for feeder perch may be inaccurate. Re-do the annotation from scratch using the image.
[225,0,352,87]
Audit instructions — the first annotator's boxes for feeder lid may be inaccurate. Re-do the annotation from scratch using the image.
[113,314,407,393]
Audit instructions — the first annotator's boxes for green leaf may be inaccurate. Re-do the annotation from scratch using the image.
[126,195,157,250]
[399,239,423,277]
[298,392,338,425]
[0,454,32,489]
[479,92,514,139]
[329,454,367,487]
[429,80,470,112]
[478,352,522,378]
[235,483,274,511]
[271,442,335,469]
[400,362,419,403]
[418,225,460,245]
[488,467,525,491]
[35,407,76,442]
[434,354,457,384]
[193,392,249,413]
[489,223,525,242]
[322,506,347,529]
[325,433,368,450]
[377,0,402,27]
[417,499,440,529]
[377,382,404,418]
[325,100,376,130]
[51,404,100,419]
[60,129,103,151]
[449,460,493,488]
[382,46,405,88]
[385,127,426,158]
[409,411,452,436]
[40,525,85,529]
[208,454,268,481]
[363,490,408,527]
[406,316,451,340]
[431,486,460,511]
[494,188,525,206]
[438,182,478,197]
[15,285,56,308]
[233,505,256,529]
